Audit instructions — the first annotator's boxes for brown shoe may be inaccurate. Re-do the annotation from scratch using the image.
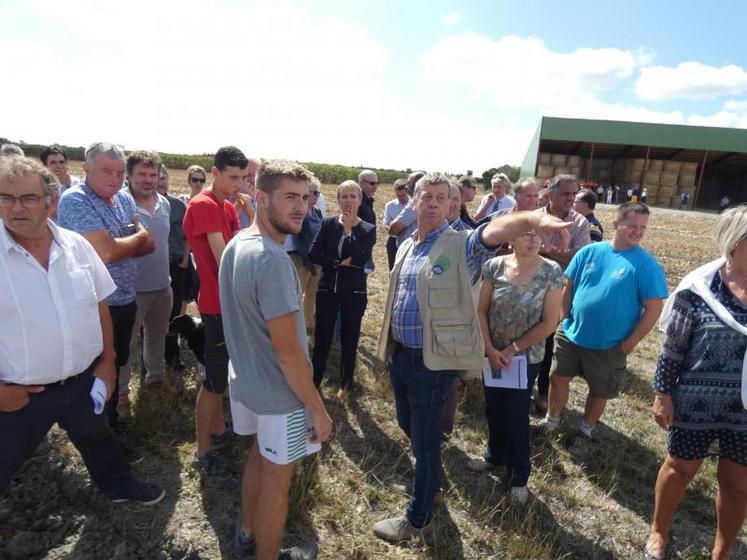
[373,515,431,543]
[116,395,131,419]
[534,395,548,416]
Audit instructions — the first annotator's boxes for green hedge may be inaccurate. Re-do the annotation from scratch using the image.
[5,139,408,184]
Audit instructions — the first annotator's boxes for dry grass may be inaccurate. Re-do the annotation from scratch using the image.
[16,167,746,559]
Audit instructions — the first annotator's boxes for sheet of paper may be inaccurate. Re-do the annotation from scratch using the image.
[90,377,107,415]
[482,354,528,390]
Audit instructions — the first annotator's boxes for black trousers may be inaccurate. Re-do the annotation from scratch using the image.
[386,236,398,271]
[312,290,367,389]
[165,260,186,363]
[0,369,131,495]
[483,363,539,487]
[535,333,554,398]
[107,301,138,429]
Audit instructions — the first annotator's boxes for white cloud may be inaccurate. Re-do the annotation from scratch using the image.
[440,12,461,26]
[418,33,683,125]
[636,62,747,101]
[688,100,747,128]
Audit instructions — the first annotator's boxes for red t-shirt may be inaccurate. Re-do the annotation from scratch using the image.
[183,189,239,314]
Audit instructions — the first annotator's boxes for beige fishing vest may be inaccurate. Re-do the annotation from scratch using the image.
[376,227,485,371]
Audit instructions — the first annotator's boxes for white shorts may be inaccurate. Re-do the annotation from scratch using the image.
[230,396,321,465]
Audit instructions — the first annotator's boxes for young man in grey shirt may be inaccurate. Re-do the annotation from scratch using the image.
[220,159,332,560]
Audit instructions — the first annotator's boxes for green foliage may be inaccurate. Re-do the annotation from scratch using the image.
[6,138,409,184]
[480,164,521,190]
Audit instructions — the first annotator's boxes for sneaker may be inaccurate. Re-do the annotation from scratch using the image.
[509,485,529,504]
[211,420,235,449]
[278,541,319,560]
[110,478,166,506]
[373,515,431,543]
[391,481,444,506]
[116,395,131,419]
[119,440,144,466]
[536,416,560,434]
[233,512,255,555]
[466,457,499,473]
[193,450,233,489]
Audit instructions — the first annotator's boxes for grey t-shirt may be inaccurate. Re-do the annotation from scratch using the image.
[219,231,308,414]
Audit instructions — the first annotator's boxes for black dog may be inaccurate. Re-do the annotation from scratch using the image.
[169,314,205,365]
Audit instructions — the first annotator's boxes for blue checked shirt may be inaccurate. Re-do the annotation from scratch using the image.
[390,222,493,348]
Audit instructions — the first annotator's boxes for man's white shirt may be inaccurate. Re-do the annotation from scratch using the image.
[0,219,115,384]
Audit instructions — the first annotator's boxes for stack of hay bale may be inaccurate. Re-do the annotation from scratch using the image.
[639,160,698,208]
[536,153,586,183]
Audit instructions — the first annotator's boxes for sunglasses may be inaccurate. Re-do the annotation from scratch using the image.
[363,180,379,185]
[310,190,320,195]
[190,177,206,184]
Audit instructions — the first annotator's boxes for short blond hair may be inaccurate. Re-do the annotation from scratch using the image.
[337,179,362,201]
[714,205,747,259]
[186,165,207,182]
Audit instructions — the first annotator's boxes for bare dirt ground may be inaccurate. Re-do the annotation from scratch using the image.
[1,166,745,559]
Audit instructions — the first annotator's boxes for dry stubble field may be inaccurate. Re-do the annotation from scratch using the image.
[0,164,745,559]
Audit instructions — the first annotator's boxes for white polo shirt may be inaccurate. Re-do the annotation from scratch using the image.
[0,219,116,384]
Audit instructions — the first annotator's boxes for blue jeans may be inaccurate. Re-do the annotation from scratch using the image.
[388,345,456,528]
[483,362,539,487]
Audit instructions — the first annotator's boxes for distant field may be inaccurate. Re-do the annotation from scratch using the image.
[2,163,743,559]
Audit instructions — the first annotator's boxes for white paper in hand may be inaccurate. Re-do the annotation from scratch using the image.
[482,355,528,389]
[90,378,107,415]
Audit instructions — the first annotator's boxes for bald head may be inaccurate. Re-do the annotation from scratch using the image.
[358,169,378,198]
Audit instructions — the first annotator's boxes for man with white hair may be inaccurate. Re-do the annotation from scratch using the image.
[57,142,155,439]
[388,171,425,247]
[474,172,516,220]
[0,157,164,505]
[373,172,571,542]
[0,143,24,158]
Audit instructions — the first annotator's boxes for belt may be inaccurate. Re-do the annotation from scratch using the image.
[393,341,423,356]
[41,361,97,388]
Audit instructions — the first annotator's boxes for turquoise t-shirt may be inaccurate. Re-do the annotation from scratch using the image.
[562,241,668,350]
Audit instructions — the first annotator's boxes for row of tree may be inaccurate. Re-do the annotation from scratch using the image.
[2,137,519,190]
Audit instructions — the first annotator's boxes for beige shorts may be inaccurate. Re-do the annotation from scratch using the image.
[230,396,321,465]
[552,327,627,399]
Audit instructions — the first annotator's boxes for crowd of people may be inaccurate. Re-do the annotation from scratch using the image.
[0,140,745,560]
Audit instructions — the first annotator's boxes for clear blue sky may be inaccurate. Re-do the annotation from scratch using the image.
[3,0,746,173]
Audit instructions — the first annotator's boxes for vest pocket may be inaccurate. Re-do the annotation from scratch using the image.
[432,318,474,356]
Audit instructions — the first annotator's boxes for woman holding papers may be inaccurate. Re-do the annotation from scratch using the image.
[467,230,564,503]
[645,206,747,560]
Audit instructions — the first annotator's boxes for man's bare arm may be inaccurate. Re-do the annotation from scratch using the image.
[206,232,227,268]
[621,298,664,355]
[268,313,332,443]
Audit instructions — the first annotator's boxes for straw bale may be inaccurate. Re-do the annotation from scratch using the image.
[663,161,682,173]
[550,154,566,166]
[660,172,678,187]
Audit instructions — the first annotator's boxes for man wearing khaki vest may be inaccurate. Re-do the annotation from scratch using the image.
[373,172,571,542]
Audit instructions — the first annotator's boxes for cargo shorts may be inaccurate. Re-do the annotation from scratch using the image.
[552,327,627,399]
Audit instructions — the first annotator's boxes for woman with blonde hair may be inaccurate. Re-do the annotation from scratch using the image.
[309,180,376,401]
[645,205,747,560]
[186,165,207,199]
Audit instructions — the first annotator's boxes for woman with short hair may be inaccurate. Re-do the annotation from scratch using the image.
[467,229,564,503]
[310,180,376,401]
[645,205,747,560]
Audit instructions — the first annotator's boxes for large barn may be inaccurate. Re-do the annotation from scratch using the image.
[520,116,747,210]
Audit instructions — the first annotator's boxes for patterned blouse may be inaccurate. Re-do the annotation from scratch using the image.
[653,271,747,432]
[482,256,565,364]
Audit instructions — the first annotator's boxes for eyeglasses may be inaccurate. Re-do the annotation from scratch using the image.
[190,177,206,184]
[521,231,539,240]
[395,186,407,191]
[0,193,49,209]
[362,180,379,185]
[310,190,319,195]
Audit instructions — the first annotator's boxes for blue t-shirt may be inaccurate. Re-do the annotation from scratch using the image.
[58,182,139,306]
[563,241,668,350]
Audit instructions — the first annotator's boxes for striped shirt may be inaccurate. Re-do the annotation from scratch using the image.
[390,222,493,348]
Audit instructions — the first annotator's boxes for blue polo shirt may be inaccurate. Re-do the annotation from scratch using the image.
[58,182,139,306]
[563,241,668,350]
